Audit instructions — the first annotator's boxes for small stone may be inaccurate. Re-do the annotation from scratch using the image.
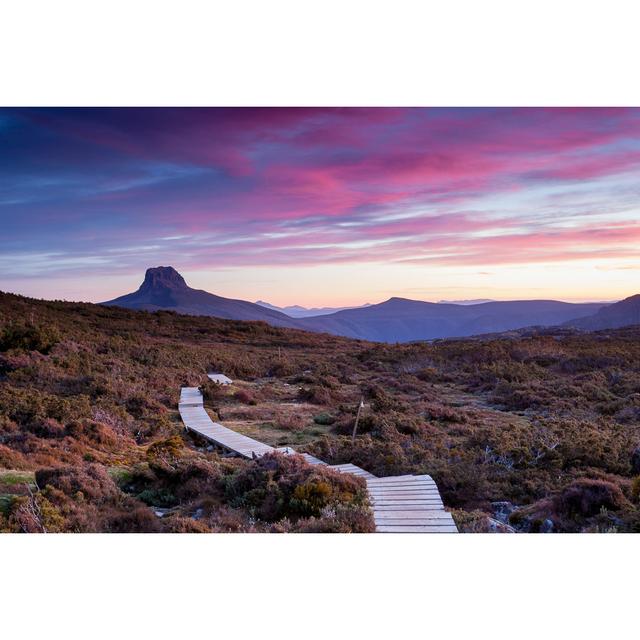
[540,518,554,533]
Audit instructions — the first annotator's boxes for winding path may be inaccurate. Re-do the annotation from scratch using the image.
[179,384,457,533]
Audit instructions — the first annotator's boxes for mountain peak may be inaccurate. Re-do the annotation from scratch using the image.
[102,267,301,329]
[140,266,188,292]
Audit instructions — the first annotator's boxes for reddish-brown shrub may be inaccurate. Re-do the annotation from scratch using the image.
[104,504,163,533]
[554,479,629,518]
[224,452,369,524]
[35,464,120,503]
[233,389,256,405]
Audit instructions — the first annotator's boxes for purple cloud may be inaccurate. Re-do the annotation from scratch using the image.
[2,107,640,300]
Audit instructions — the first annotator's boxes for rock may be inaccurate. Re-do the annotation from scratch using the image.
[487,517,516,533]
[491,501,515,523]
[139,266,188,292]
[540,518,554,533]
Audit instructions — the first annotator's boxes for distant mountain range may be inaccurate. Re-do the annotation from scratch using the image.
[102,266,639,342]
[255,300,372,318]
[297,296,606,342]
[256,298,493,318]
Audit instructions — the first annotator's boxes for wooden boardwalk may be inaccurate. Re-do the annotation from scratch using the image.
[179,384,457,533]
[179,387,273,458]
[366,475,458,533]
[330,463,376,479]
[208,373,233,385]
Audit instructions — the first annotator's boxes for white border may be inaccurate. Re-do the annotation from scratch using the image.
[0,534,638,639]
[2,2,639,637]
[2,0,640,106]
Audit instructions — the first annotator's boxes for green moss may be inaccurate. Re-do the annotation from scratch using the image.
[107,466,135,487]
[136,488,177,508]
[0,322,60,354]
[0,470,36,487]
[0,494,16,516]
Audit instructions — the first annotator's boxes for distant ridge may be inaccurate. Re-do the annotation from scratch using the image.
[437,298,495,305]
[296,296,608,342]
[565,293,640,330]
[102,267,620,343]
[256,299,372,318]
[102,267,301,328]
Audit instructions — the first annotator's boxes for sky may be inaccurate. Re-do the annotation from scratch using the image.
[1,107,640,306]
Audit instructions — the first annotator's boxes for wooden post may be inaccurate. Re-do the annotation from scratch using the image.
[351,397,365,445]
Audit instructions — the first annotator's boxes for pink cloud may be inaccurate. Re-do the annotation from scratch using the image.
[5,107,640,286]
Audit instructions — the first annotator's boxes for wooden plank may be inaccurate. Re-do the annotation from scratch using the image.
[373,505,445,510]
[370,491,441,496]
[368,487,440,496]
[367,480,437,491]
[371,491,441,497]
[368,478,435,484]
[373,498,444,503]
[208,373,233,385]
[373,511,453,519]
[374,519,456,527]
[370,497,443,508]
[367,479,436,487]
[375,518,456,526]
[367,475,433,484]
[377,525,458,533]
[371,496,442,502]
[372,490,439,495]
[329,464,376,479]
[371,498,443,509]
[372,502,445,508]
[370,493,442,499]
[369,484,437,490]
[371,502,444,513]
[332,464,366,472]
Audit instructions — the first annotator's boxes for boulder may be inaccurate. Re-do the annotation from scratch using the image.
[491,501,515,523]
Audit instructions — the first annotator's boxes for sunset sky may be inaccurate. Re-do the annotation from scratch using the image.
[1,107,640,306]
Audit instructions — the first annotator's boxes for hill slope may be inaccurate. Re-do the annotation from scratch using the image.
[103,266,302,329]
[566,294,640,330]
[299,297,606,342]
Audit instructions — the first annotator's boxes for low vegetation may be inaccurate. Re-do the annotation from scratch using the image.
[1,290,640,532]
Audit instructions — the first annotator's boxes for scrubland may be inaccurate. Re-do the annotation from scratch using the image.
[1,291,640,532]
